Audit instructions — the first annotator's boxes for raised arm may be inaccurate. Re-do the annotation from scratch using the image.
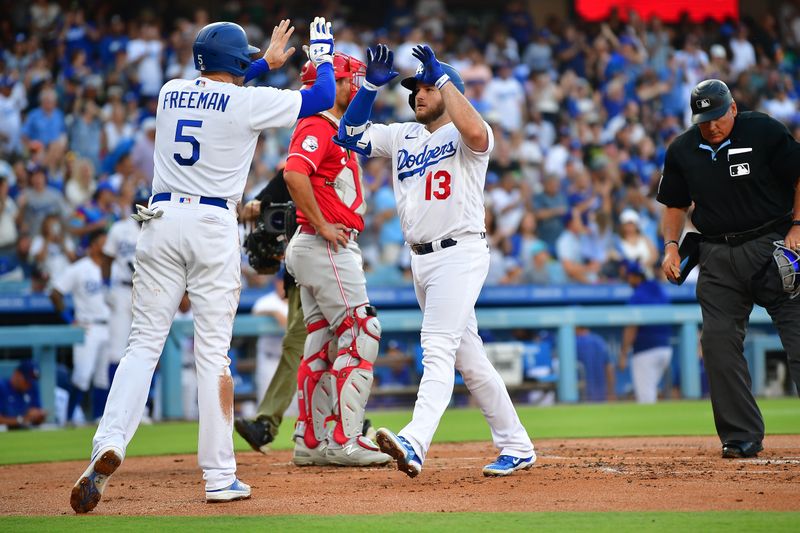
[333,44,398,155]
[411,45,488,152]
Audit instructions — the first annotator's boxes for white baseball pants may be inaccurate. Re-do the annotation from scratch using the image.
[71,323,110,391]
[400,237,534,461]
[92,198,241,491]
[631,346,673,404]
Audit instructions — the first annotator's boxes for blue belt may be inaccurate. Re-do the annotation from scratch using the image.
[151,192,228,210]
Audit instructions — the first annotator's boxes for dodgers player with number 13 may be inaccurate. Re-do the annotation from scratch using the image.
[335,44,536,477]
[70,18,338,513]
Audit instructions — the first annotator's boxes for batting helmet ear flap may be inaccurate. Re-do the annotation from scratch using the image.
[408,89,417,111]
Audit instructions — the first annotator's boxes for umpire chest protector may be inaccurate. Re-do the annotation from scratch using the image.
[658,111,800,235]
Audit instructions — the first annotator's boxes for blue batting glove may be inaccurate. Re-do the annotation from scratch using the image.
[411,44,448,88]
[364,44,399,89]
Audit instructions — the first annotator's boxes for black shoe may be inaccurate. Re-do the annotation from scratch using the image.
[234,418,274,454]
[362,418,376,441]
[722,440,763,459]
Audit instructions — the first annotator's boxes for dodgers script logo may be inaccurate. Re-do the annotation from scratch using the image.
[397,141,457,181]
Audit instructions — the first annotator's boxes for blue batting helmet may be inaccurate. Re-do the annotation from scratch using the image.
[193,22,259,77]
[401,62,465,110]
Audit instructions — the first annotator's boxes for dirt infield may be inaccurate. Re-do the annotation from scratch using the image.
[1,435,799,516]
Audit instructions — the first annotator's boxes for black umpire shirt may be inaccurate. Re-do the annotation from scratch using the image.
[657,111,800,235]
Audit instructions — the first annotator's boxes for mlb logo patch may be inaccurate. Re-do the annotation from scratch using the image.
[179,197,192,203]
[730,163,750,177]
[696,98,711,109]
[195,80,205,87]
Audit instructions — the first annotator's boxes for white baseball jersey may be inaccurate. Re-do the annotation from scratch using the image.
[152,77,302,203]
[364,120,494,244]
[103,217,140,286]
[52,257,110,324]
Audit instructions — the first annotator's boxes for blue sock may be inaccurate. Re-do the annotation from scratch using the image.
[68,387,85,422]
[92,387,109,420]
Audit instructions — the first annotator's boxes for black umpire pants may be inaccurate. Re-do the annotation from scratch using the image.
[697,231,800,444]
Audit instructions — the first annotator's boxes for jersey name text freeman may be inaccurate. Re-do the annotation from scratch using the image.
[162,90,230,112]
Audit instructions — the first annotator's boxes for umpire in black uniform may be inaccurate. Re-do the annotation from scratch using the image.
[658,79,800,458]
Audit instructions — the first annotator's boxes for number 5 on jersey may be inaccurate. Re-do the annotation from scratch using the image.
[424,170,451,200]
[174,119,203,166]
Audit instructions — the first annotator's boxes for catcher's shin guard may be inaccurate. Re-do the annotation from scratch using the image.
[331,305,381,444]
[296,320,336,448]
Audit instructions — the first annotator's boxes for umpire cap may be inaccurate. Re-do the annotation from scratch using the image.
[690,79,733,124]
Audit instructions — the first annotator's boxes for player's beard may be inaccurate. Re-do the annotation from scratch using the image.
[415,100,446,125]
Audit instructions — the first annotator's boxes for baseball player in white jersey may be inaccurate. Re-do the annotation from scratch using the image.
[335,44,535,477]
[70,18,339,513]
[49,230,111,424]
[99,196,144,397]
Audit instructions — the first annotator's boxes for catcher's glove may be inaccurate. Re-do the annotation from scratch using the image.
[243,201,296,275]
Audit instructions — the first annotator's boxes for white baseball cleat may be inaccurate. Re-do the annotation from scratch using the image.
[70,446,124,513]
[326,435,392,466]
[205,478,251,503]
[292,437,331,466]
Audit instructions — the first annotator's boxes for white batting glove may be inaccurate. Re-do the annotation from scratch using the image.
[303,16,334,67]
[131,204,163,222]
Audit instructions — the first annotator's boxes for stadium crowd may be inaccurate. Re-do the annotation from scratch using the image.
[2,0,800,290]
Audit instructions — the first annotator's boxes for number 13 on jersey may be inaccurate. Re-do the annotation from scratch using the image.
[424,170,451,200]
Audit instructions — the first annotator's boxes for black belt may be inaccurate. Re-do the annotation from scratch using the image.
[704,215,791,247]
[411,232,486,255]
[119,281,133,287]
[151,192,228,210]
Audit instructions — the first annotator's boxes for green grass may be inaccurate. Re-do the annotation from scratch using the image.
[1,512,798,532]
[0,398,798,465]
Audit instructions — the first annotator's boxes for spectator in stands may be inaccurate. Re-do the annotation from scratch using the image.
[68,100,104,170]
[615,209,658,277]
[556,211,601,284]
[618,260,672,403]
[68,181,118,252]
[729,25,757,78]
[522,239,566,285]
[21,88,66,151]
[484,60,525,134]
[0,75,24,157]
[532,174,568,249]
[130,117,156,186]
[490,171,526,238]
[0,176,18,254]
[576,327,614,402]
[0,360,46,429]
[17,164,67,236]
[523,29,554,74]
[64,157,96,210]
[29,213,76,286]
[127,22,164,98]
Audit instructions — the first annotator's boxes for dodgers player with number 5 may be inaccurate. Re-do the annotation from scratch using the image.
[70,18,338,513]
[334,44,536,477]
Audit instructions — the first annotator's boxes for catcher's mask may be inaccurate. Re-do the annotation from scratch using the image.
[772,240,800,299]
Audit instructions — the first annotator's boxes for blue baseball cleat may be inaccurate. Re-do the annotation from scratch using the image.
[376,428,422,478]
[70,446,124,513]
[206,478,252,503]
[482,453,536,477]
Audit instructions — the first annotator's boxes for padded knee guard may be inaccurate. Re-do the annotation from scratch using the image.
[296,321,336,448]
[331,305,381,444]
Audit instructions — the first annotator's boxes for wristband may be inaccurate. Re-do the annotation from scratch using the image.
[252,58,270,76]
[434,73,451,90]
[792,220,800,226]
[362,80,379,92]
[664,240,679,250]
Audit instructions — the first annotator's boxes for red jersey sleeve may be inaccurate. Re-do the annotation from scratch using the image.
[285,117,333,176]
